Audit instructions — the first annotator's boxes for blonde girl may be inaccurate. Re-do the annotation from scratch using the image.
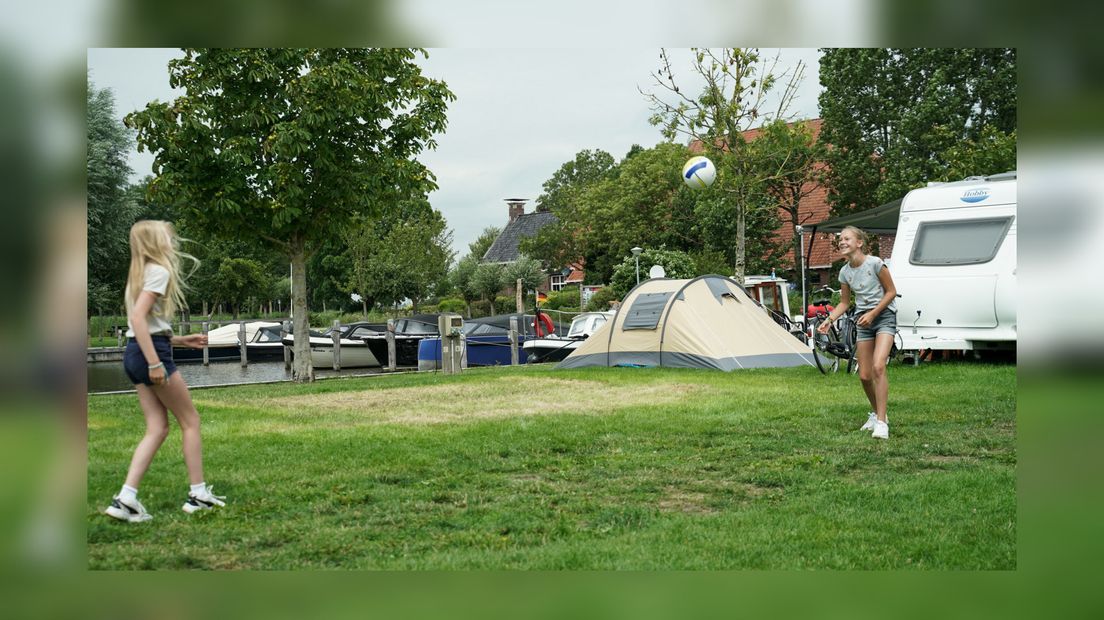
[817,225,898,439]
[104,220,226,522]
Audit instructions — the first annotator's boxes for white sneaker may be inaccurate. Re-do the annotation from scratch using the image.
[105,495,153,523]
[872,420,889,440]
[182,486,226,514]
[860,412,877,431]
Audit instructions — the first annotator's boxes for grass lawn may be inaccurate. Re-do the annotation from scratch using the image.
[87,362,1015,569]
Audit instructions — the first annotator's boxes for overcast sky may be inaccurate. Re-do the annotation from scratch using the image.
[87,48,823,258]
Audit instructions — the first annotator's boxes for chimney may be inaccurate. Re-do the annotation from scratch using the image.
[505,198,528,223]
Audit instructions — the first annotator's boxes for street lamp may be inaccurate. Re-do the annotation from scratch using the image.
[631,246,643,285]
[795,225,807,329]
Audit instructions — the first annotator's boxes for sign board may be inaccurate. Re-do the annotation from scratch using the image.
[581,285,604,309]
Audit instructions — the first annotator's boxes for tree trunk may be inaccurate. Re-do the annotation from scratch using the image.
[733,200,747,286]
[290,236,314,382]
[790,203,803,282]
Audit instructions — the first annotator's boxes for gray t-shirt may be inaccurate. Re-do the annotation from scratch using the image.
[839,256,896,313]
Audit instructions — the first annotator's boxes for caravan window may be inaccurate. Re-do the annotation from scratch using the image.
[910,217,1013,266]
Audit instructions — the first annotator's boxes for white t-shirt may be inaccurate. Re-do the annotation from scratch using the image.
[125,263,174,337]
[839,255,896,313]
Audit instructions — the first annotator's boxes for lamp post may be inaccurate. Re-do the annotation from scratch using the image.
[795,225,806,326]
[631,246,643,285]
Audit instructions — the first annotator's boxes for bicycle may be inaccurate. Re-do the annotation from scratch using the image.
[808,289,904,375]
[806,287,858,375]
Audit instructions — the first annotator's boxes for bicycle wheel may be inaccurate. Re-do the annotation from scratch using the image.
[844,322,859,374]
[811,321,840,374]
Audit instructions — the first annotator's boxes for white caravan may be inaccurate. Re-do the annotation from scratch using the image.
[892,172,1016,352]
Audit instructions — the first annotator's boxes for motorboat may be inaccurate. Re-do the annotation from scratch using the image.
[522,311,613,363]
[172,321,286,363]
[417,312,567,371]
[282,314,440,368]
[282,321,381,368]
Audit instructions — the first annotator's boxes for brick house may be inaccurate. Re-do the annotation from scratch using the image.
[690,119,897,287]
[481,199,584,294]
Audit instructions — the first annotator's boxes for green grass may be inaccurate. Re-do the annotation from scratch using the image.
[87,362,1015,569]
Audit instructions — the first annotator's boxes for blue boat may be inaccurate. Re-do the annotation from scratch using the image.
[417,312,567,371]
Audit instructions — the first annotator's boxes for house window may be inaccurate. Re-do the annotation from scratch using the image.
[910,217,1014,266]
[550,274,565,291]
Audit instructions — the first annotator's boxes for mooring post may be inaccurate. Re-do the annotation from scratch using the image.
[332,319,341,371]
[386,318,396,372]
[282,320,291,370]
[239,321,248,367]
[509,316,519,366]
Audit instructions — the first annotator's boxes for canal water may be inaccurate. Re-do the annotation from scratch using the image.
[88,360,401,394]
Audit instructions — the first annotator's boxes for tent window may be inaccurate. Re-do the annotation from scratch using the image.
[910,217,1013,266]
[622,292,673,330]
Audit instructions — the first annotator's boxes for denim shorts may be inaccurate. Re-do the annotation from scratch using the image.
[856,310,897,342]
[123,335,177,386]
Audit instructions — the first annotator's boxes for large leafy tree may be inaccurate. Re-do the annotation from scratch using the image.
[342,198,453,314]
[88,80,137,315]
[752,120,824,279]
[643,48,806,284]
[819,48,1017,215]
[126,48,454,381]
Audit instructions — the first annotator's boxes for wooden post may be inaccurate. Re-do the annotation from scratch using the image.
[509,316,519,366]
[239,320,248,367]
[516,278,523,314]
[332,319,341,371]
[282,320,291,370]
[202,321,210,366]
[386,318,396,372]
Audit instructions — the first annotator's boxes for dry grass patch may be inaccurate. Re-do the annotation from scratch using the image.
[218,377,704,428]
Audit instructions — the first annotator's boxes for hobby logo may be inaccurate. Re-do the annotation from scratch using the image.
[960,188,990,203]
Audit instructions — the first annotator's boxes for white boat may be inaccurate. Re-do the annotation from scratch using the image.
[282,322,382,368]
[522,312,613,363]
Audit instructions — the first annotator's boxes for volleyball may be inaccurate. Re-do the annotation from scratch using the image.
[682,156,716,189]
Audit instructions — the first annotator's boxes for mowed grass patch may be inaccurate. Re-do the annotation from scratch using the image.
[87,362,1015,569]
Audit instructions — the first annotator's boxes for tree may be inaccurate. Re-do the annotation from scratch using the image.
[471,263,506,315]
[209,257,269,318]
[505,255,544,296]
[643,48,806,284]
[87,80,137,315]
[468,226,501,262]
[751,120,824,279]
[127,48,454,381]
[818,48,1016,215]
[608,247,697,298]
[450,254,481,317]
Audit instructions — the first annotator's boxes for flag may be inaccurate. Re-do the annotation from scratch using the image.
[536,291,548,304]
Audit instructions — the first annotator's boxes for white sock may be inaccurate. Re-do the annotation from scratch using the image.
[190,482,207,496]
[119,485,138,503]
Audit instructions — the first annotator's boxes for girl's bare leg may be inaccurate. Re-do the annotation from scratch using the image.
[870,333,896,422]
[123,384,170,488]
[151,372,205,485]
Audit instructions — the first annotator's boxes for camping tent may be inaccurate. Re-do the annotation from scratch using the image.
[556,275,815,371]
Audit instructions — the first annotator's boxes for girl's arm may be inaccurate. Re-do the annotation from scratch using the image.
[817,283,850,333]
[128,291,167,384]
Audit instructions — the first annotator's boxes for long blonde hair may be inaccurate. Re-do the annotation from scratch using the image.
[125,220,196,319]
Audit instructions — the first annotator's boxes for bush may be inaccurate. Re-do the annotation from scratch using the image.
[585,287,620,312]
[543,286,579,310]
[494,295,516,313]
[436,297,467,313]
